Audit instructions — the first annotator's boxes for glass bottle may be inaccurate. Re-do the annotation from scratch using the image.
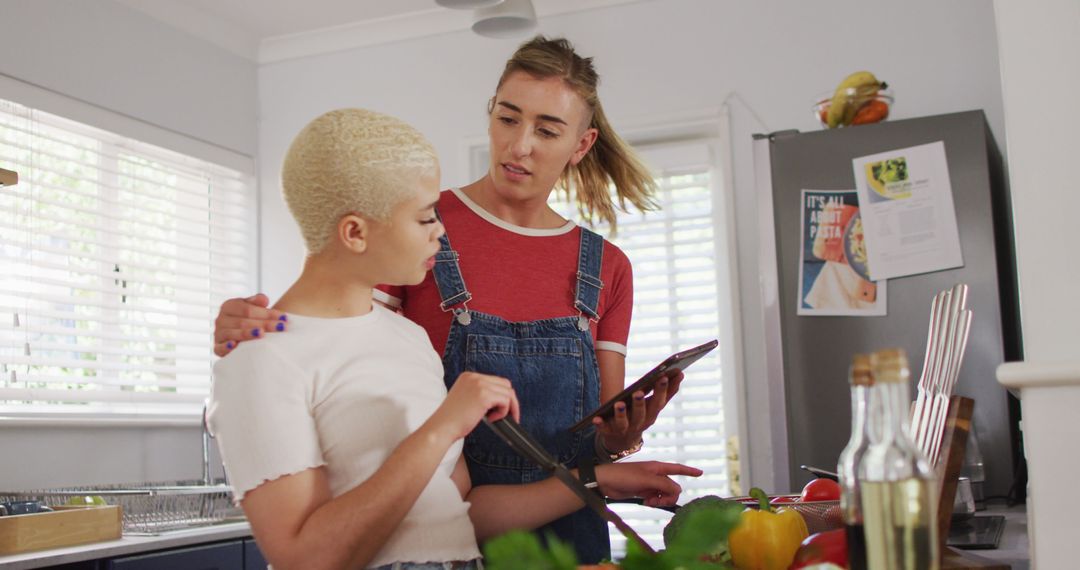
[837,353,873,570]
[859,348,939,570]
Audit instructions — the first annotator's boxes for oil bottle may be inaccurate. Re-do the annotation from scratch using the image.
[859,348,939,570]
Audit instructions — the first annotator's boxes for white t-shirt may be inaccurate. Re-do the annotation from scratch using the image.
[207,304,480,568]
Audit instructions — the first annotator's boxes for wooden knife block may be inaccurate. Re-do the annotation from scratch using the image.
[935,396,1010,570]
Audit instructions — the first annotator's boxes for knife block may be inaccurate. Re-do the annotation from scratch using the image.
[935,396,1010,570]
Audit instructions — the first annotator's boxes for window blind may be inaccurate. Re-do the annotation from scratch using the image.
[0,98,254,420]
[548,138,737,554]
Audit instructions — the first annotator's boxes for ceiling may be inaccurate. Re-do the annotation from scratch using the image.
[113,0,646,64]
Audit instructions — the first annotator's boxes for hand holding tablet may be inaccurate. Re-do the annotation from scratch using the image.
[569,339,718,433]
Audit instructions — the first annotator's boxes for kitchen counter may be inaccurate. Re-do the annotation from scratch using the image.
[0,505,1029,569]
[0,520,253,569]
[966,503,1030,570]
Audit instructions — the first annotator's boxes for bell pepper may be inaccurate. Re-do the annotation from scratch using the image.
[728,487,809,570]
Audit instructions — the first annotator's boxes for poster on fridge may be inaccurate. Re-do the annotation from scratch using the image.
[798,189,887,316]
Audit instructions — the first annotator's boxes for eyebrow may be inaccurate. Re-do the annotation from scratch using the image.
[419,200,439,211]
[496,101,568,126]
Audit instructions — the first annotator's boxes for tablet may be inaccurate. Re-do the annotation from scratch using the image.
[568,339,718,432]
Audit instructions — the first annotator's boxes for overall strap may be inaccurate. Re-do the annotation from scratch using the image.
[430,209,473,319]
[574,227,605,330]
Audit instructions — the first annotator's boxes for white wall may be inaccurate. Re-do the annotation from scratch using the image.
[0,0,256,490]
[0,0,257,157]
[257,0,1006,489]
[993,1,1080,566]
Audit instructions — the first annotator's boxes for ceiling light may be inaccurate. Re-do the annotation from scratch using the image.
[471,0,536,39]
[435,0,504,9]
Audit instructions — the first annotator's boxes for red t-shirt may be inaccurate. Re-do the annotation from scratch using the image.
[375,189,633,357]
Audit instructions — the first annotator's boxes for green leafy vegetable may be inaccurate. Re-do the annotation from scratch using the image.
[483,530,578,570]
[483,495,744,570]
[662,495,744,565]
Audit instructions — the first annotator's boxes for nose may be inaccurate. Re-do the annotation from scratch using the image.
[510,128,533,159]
[432,218,446,241]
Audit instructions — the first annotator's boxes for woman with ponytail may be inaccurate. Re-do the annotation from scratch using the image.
[214,36,682,563]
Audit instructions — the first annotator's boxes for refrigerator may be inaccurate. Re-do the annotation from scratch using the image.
[750,110,1022,499]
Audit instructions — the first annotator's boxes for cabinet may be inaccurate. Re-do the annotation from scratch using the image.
[44,538,266,570]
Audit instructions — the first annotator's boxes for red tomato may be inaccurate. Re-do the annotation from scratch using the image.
[799,478,841,502]
[790,529,848,569]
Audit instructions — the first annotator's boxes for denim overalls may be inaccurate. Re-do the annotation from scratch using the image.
[431,223,610,564]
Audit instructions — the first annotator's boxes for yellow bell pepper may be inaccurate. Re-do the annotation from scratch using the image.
[728,487,809,570]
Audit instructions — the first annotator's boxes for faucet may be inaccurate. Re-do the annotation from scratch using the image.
[202,402,213,486]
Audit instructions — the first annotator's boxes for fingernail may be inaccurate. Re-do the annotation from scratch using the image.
[226,341,234,349]
[278,315,287,321]
[616,403,625,412]
[251,328,260,337]
[659,378,669,385]
[275,322,285,332]
[634,393,644,401]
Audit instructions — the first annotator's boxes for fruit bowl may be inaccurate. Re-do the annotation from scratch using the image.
[813,89,893,129]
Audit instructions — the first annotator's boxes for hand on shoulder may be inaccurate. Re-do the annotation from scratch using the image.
[214,293,289,357]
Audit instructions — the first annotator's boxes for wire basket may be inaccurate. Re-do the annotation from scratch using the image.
[0,480,243,535]
[736,495,844,535]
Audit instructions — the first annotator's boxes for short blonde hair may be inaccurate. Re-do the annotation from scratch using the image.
[282,108,438,253]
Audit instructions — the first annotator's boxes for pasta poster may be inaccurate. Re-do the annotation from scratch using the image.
[798,189,887,316]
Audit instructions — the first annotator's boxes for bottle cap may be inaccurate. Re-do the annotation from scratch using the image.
[850,353,874,386]
[870,348,910,384]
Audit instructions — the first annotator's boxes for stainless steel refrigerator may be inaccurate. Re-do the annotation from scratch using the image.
[751,110,1022,498]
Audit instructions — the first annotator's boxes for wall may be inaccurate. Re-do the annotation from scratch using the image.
[0,0,256,490]
[257,0,1006,490]
[993,0,1079,566]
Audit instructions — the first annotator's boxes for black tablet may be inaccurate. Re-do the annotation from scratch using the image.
[569,339,718,432]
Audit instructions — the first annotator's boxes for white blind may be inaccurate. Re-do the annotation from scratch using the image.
[548,138,738,555]
[0,98,254,420]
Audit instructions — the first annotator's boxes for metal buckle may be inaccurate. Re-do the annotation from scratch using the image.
[453,306,472,326]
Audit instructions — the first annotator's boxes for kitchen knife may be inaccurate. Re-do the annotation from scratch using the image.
[483,416,657,555]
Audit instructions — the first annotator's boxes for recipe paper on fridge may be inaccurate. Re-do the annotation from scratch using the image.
[852,141,963,280]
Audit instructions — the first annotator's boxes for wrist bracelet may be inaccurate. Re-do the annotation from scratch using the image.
[599,436,644,462]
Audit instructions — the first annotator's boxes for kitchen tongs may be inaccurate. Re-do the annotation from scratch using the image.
[483,416,656,554]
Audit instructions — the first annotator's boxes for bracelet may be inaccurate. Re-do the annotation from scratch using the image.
[598,435,644,462]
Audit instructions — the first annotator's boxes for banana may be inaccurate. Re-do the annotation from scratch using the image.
[826,71,885,128]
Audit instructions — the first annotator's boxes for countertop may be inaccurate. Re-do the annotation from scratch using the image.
[0,520,253,569]
[0,504,1030,569]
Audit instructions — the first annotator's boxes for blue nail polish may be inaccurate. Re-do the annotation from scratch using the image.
[278,315,287,321]
[226,341,234,349]
[251,328,260,337]
[276,322,284,332]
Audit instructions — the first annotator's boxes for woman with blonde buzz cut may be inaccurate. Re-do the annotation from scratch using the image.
[208,108,700,570]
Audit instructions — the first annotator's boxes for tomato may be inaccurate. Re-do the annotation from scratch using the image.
[799,478,841,502]
[789,529,848,569]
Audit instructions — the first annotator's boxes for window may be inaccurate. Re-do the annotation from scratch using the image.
[469,127,742,553]
[0,98,255,421]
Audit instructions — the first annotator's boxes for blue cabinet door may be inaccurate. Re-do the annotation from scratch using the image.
[105,540,243,570]
[244,539,268,570]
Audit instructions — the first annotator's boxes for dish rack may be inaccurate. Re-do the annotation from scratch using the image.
[0,480,243,535]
